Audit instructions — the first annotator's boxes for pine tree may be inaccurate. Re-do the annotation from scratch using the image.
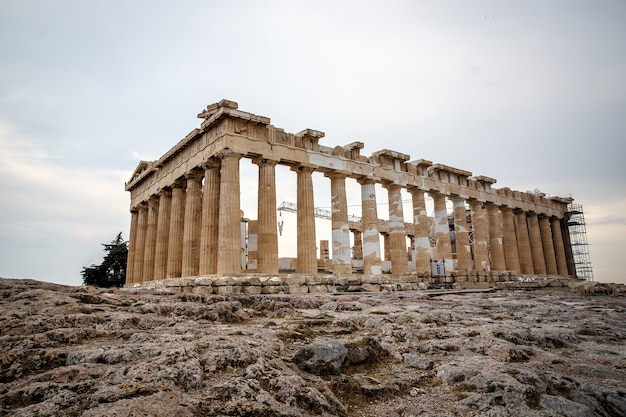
[81,232,128,287]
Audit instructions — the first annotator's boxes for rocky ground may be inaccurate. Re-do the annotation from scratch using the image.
[0,277,625,417]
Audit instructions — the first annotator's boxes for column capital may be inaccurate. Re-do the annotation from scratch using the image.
[252,157,279,166]
[185,168,204,181]
[170,178,186,189]
[324,170,348,180]
[158,187,172,198]
[216,149,243,160]
[382,181,401,191]
[202,158,221,170]
[358,177,380,187]
[291,165,315,174]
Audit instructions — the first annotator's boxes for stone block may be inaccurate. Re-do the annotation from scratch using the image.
[283,275,306,285]
[361,283,381,292]
[285,284,309,294]
[192,286,213,295]
[262,286,285,294]
[216,285,241,295]
[195,276,217,286]
[308,285,329,293]
[242,285,263,295]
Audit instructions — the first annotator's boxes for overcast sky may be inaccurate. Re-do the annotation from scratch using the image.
[1,1,624,286]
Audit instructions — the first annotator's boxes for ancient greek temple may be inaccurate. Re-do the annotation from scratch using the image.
[124,99,576,292]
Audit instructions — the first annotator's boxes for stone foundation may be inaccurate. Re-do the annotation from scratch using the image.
[127,273,583,294]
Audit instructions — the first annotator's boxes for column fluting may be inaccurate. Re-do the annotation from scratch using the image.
[216,151,242,275]
[358,179,382,275]
[153,188,171,280]
[527,212,547,275]
[514,210,533,274]
[410,188,431,274]
[432,192,453,273]
[502,207,521,273]
[469,200,490,273]
[486,204,506,271]
[255,158,279,274]
[294,166,317,274]
[452,196,472,272]
[166,180,186,278]
[199,159,221,275]
[539,215,558,275]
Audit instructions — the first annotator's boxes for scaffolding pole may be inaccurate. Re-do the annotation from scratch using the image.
[566,203,594,281]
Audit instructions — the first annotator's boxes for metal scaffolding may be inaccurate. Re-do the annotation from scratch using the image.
[566,203,594,281]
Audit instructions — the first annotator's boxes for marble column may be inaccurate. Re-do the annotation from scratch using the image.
[358,179,382,275]
[217,151,242,275]
[469,200,490,273]
[133,203,148,283]
[126,209,139,285]
[527,212,547,275]
[410,188,431,274]
[166,180,186,278]
[153,188,172,280]
[551,217,569,276]
[294,166,317,274]
[383,233,391,261]
[327,172,351,275]
[501,207,521,273]
[539,215,558,275]
[182,171,203,277]
[255,158,279,274]
[385,183,408,275]
[142,195,159,282]
[199,159,221,275]
[432,192,453,273]
[352,231,363,260]
[486,204,506,271]
[452,196,472,272]
[514,210,533,274]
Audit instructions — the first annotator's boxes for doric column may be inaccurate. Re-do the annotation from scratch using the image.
[514,210,533,274]
[254,158,279,274]
[539,215,558,275]
[409,188,431,274]
[562,223,576,276]
[217,150,242,275]
[199,159,221,275]
[358,179,382,275]
[501,207,521,273]
[452,196,472,272]
[486,203,506,271]
[385,183,408,275]
[133,203,148,283]
[327,172,351,275]
[527,212,547,275]
[383,233,391,261]
[166,180,186,278]
[142,195,159,282]
[432,192,453,273]
[352,231,363,260]
[551,217,569,276]
[181,170,203,277]
[293,166,317,274]
[469,200,490,273]
[126,208,139,285]
[153,188,172,280]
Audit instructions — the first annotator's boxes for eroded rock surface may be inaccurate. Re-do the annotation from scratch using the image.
[1,277,625,416]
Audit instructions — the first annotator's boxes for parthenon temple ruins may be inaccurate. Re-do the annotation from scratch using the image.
[125,99,580,293]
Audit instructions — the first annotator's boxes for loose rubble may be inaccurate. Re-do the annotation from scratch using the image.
[1,277,625,416]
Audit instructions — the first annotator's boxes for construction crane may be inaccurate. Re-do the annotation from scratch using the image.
[276,201,415,236]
